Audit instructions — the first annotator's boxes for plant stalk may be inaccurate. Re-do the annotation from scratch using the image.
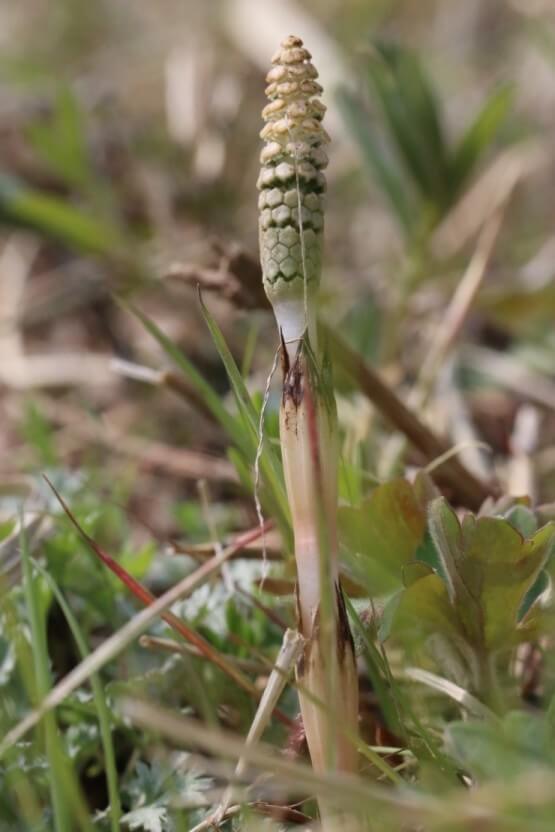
[258,35,360,828]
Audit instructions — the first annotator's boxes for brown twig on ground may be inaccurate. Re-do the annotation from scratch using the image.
[163,241,268,310]
[112,357,217,422]
[0,353,115,390]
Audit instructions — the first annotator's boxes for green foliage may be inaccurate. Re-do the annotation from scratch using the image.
[482,281,555,336]
[336,475,555,721]
[387,497,555,709]
[121,756,212,831]
[34,561,121,831]
[18,519,110,831]
[198,293,289,527]
[338,87,413,233]
[426,498,553,650]
[25,88,92,189]
[0,174,122,256]
[339,478,428,594]
[21,402,58,467]
[447,709,555,781]
[337,41,512,239]
[450,86,513,197]
[0,463,261,829]
[4,355,555,830]
[131,297,290,540]
[2,16,555,832]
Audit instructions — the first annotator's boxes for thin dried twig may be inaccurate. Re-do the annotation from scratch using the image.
[112,357,217,421]
[162,242,267,309]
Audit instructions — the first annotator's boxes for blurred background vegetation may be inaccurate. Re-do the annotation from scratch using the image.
[1,0,555,830]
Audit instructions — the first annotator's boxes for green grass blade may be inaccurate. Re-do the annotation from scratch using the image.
[198,291,289,525]
[0,174,122,256]
[26,87,92,189]
[33,560,122,832]
[382,44,447,181]
[449,85,513,197]
[344,595,401,735]
[336,87,413,233]
[20,517,72,832]
[367,53,441,204]
[199,291,263,429]
[125,301,247,453]
[127,298,289,526]
[241,319,260,378]
[0,592,44,827]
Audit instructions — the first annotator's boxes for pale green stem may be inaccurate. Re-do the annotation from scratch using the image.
[259,36,361,829]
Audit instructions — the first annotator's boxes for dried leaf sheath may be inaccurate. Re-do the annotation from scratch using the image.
[280,345,338,636]
[280,346,359,778]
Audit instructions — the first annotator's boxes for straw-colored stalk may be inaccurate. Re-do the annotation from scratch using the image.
[258,35,360,825]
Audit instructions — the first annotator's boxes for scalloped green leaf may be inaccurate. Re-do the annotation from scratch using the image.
[389,573,459,645]
[428,497,555,650]
[339,479,427,595]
